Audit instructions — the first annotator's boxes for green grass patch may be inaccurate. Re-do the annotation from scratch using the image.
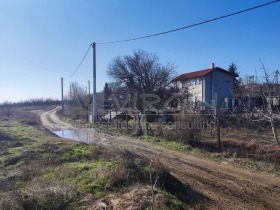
[159,140,192,152]
[134,128,280,176]
[0,120,191,209]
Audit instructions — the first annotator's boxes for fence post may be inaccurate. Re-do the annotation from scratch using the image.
[116,109,118,129]
[213,93,221,150]
[216,117,221,150]
[126,112,128,130]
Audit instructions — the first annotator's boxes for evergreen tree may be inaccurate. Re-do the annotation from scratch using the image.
[228,62,239,76]
[103,82,112,103]
[228,63,241,95]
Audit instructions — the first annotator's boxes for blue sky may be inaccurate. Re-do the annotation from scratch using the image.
[1,0,280,102]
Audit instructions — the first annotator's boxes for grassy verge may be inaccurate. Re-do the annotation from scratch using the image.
[138,135,280,176]
[0,119,204,209]
[59,110,280,177]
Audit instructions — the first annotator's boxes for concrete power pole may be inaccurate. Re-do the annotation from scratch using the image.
[61,77,64,114]
[88,80,91,95]
[92,42,97,126]
[69,85,72,100]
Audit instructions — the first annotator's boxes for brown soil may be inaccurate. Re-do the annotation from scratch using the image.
[40,107,280,209]
[39,106,74,130]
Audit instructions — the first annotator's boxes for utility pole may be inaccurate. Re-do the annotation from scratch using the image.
[69,84,72,100]
[88,80,91,95]
[275,69,279,84]
[61,77,64,114]
[275,69,279,98]
[92,42,97,126]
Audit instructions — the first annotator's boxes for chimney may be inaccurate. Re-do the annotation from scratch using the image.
[211,63,215,69]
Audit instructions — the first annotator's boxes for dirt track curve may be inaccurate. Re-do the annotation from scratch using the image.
[41,107,280,209]
[40,107,74,130]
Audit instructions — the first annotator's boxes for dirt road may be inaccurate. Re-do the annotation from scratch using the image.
[40,107,74,130]
[41,107,280,209]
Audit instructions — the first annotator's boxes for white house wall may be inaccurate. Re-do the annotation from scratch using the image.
[182,78,203,102]
[177,81,183,89]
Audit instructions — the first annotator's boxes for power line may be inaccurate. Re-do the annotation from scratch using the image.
[66,44,92,79]
[97,0,280,45]
[65,0,279,80]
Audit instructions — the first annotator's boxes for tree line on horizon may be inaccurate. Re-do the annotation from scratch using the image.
[0,98,60,107]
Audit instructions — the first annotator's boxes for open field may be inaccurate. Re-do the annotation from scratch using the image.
[1,106,280,209]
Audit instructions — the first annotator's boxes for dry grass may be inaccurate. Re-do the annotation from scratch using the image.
[0,108,193,209]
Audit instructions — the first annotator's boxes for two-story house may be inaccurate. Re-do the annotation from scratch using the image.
[172,63,237,109]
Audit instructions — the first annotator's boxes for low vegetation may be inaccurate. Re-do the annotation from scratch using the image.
[91,115,280,176]
[0,111,200,209]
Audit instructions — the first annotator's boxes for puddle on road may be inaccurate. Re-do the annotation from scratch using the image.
[53,129,96,144]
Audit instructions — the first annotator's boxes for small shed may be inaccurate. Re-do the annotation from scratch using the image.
[103,111,133,121]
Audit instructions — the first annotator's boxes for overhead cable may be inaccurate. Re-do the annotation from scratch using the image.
[96,0,280,45]
[66,44,92,79]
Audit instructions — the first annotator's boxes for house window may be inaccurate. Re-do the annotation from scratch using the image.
[195,79,201,85]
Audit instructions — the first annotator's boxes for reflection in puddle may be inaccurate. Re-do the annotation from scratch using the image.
[53,129,95,144]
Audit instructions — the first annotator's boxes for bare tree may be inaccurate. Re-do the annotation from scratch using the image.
[1,101,13,118]
[259,60,280,146]
[66,82,91,121]
[107,49,176,96]
[230,61,280,147]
